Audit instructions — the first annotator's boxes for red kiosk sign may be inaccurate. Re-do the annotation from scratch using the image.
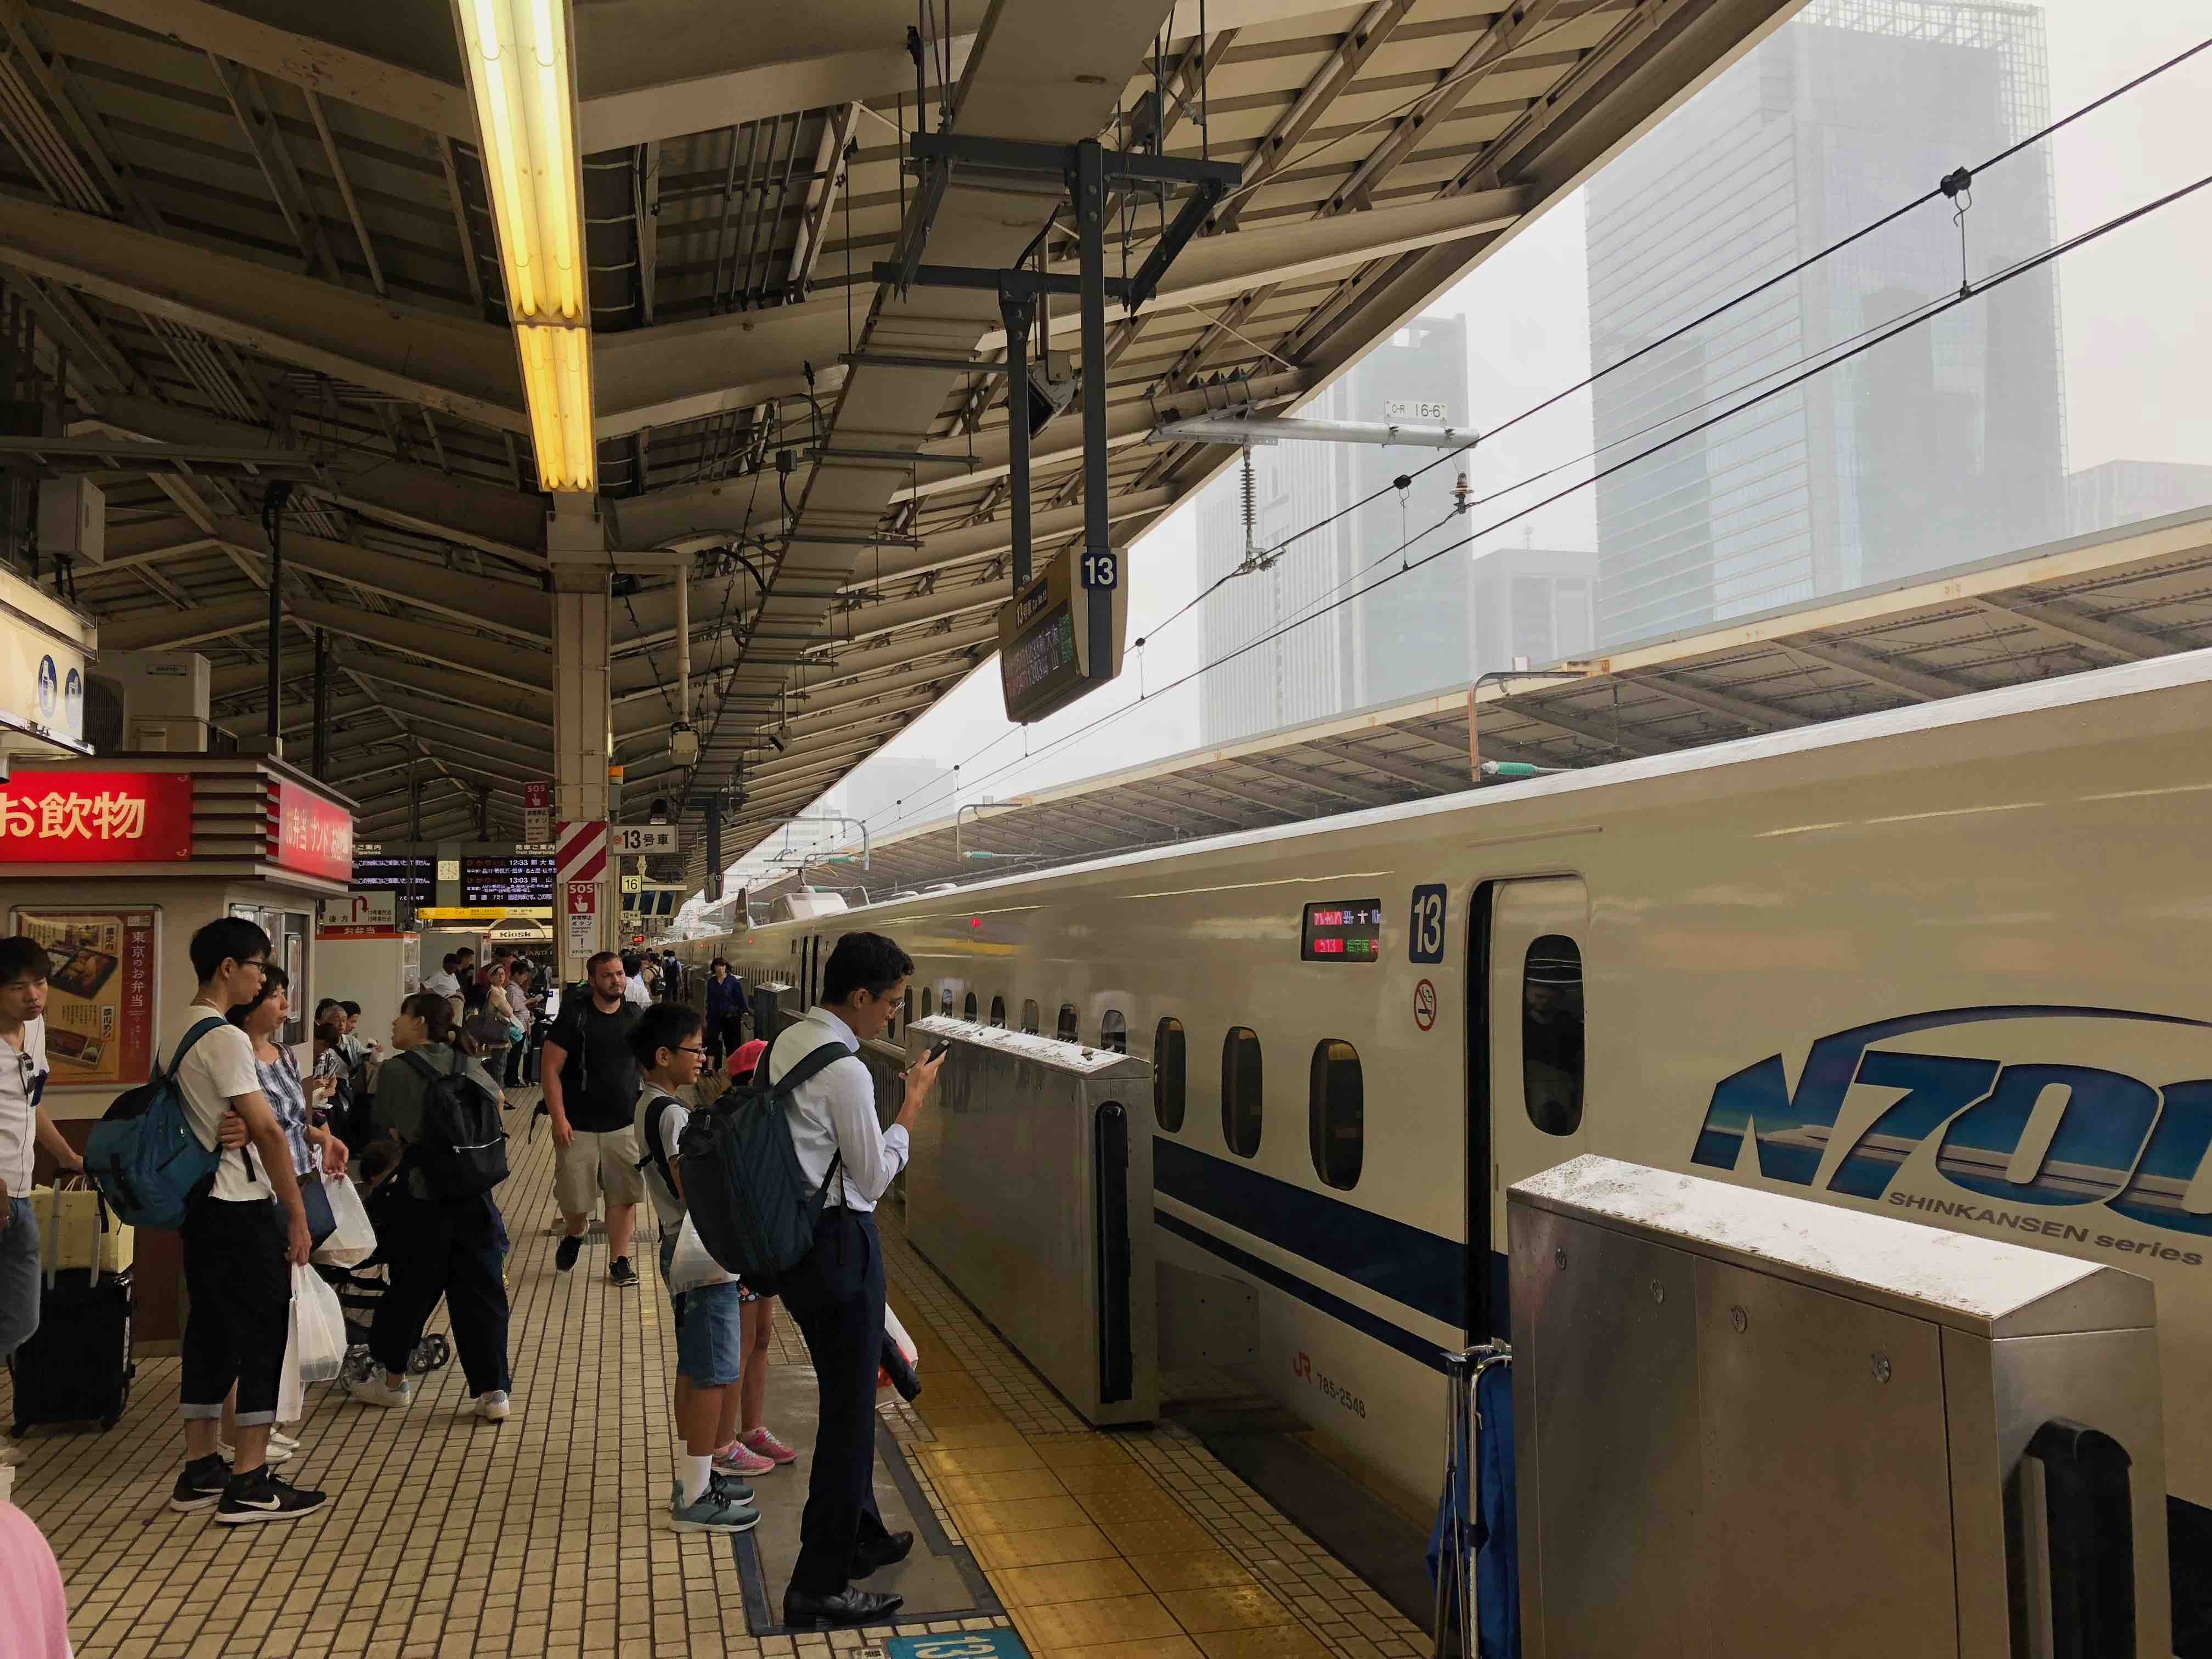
[0,771,194,862]
[272,781,353,882]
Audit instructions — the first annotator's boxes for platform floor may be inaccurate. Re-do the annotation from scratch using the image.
[3,1104,1429,1659]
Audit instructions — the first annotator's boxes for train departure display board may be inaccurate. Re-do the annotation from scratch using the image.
[998,545,1128,724]
[462,854,555,906]
[1301,899,1383,962]
[350,855,433,902]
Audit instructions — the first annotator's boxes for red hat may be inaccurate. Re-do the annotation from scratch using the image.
[729,1039,768,1082]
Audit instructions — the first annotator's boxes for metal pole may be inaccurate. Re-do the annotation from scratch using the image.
[703,795,723,901]
[998,279,1036,590]
[264,493,284,750]
[1075,138,1110,689]
[311,628,330,778]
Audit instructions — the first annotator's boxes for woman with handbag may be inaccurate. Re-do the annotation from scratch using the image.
[347,992,512,1421]
[467,962,525,1096]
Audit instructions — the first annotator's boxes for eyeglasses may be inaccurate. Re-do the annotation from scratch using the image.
[240,958,270,975]
[675,1045,709,1058]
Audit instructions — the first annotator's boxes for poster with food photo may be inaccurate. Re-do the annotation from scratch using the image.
[11,907,160,1089]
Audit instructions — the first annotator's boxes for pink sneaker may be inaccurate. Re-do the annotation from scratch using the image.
[713,1440,776,1477]
[742,1427,798,1465]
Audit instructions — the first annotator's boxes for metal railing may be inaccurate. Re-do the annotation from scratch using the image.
[1434,1340,1513,1659]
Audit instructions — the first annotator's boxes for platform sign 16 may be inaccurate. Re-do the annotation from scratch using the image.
[1409,883,1447,963]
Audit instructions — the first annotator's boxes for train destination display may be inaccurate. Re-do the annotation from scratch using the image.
[462,854,555,906]
[350,855,433,902]
[998,545,1128,724]
[1301,899,1383,962]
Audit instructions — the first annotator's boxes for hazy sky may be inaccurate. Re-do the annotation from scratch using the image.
[735,0,2211,877]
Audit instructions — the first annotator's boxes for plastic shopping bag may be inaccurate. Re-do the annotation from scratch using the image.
[664,1214,735,1294]
[292,1263,347,1383]
[877,1303,921,1401]
[311,1173,376,1268]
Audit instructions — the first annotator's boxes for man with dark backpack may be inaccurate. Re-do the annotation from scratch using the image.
[759,932,942,1629]
[347,991,512,1420]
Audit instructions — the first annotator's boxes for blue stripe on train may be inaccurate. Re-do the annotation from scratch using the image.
[1153,1137,1468,1329]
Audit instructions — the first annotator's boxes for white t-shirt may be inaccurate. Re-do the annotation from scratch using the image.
[635,1086,690,1232]
[162,1003,269,1203]
[423,971,461,999]
[0,1015,48,1195]
[623,975,650,1009]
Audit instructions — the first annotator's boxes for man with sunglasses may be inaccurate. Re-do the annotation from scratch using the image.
[163,917,326,1525]
[0,937,84,1442]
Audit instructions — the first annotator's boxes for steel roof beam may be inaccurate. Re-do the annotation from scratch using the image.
[1969,595,2175,659]
[1624,670,1815,730]
[57,0,472,138]
[1784,636,1964,703]
[98,596,267,652]
[216,519,552,642]
[1492,695,1669,756]
[0,198,528,430]
[846,488,1180,589]
[281,597,551,695]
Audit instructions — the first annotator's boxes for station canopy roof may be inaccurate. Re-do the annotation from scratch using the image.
[721,507,2212,902]
[0,0,1801,862]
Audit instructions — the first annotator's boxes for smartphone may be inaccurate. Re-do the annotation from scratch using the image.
[926,1040,952,1063]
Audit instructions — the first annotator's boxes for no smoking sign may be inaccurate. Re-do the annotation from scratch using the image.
[1413,978,1437,1031]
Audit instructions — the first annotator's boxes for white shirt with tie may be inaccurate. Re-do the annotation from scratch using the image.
[770,1006,909,1214]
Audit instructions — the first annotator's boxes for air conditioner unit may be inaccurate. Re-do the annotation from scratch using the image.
[83,651,213,755]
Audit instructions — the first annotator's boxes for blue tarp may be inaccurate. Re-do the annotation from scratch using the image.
[1426,1363,1519,1659]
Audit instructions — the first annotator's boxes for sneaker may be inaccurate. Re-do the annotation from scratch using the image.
[673,1470,753,1506]
[713,1440,776,1478]
[270,1430,301,1453]
[555,1234,583,1273]
[218,1438,293,1466]
[0,1442,25,1468]
[608,1256,639,1288]
[168,1454,232,1513]
[670,1474,760,1534]
[470,1390,511,1421]
[742,1426,799,1465]
[214,1466,328,1526]
[348,1374,412,1409]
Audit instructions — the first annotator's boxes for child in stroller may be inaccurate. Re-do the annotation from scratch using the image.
[320,1134,453,1384]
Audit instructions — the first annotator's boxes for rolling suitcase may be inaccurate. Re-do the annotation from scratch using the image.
[7,1268,134,1436]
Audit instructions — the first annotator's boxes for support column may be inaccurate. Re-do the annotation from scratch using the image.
[548,492,616,985]
[703,795,723,902]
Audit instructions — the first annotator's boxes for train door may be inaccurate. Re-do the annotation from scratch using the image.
[1476,877,1590,1270]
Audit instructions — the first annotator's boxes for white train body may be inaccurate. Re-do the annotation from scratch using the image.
[686,651,2212,1554]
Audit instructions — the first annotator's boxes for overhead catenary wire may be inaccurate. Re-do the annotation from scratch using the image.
[848,168,2211,846]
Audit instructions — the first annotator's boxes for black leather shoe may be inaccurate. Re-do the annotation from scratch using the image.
[782,1587,904,1629]
[854,1530,916,1576]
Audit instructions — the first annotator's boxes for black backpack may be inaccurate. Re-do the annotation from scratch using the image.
[399,1050,508,1201]
[676,1042,848,1295]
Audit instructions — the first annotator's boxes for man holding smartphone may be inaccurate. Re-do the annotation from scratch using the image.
[770,932,943,1629]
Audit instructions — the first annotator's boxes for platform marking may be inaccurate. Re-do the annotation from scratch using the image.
[870,1634,1031,1659]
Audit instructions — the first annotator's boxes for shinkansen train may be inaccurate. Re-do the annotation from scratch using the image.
[682,649,2212,1601]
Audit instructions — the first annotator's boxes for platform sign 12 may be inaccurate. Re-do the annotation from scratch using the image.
[1409,883,1447,963]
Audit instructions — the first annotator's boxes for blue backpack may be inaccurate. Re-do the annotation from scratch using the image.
[83,1015,229,1229]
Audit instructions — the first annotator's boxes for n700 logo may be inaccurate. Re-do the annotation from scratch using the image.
[1691,1006,2212,1238]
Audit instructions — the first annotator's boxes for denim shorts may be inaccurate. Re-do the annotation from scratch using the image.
[659,1233,743,1387]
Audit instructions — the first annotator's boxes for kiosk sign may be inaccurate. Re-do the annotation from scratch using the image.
[0,770,193,862]
[272,781,354,882]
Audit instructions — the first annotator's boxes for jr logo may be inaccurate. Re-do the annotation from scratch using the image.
[1291,1351,1312,1381]
[1692,1006,2212,1238]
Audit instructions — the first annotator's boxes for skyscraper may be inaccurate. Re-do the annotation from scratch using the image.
[1584,0,2066,646]
[1197,314,1471,744]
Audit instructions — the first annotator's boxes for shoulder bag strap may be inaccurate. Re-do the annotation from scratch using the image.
[167,1013,228,1079]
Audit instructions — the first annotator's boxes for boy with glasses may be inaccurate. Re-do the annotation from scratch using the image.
[0,938,86,1433]
[165,917,326,1523]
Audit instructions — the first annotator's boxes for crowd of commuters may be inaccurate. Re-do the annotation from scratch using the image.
[0,921,941,1632]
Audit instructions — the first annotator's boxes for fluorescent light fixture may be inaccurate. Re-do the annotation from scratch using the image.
[458,0,594,490]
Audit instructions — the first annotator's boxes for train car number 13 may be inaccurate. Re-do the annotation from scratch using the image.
[1409,883,1447,963]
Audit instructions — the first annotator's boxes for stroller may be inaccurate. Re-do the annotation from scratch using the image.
[318,1142,453,1385]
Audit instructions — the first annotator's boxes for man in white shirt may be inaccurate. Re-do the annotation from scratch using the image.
[163,917,327,1526]
[622,952,651,1009]
[769,932,942,1630]
[0,938,84,1374]
[423,955,462,1000]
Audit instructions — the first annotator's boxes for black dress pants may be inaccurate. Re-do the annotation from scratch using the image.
[368,1191,512,1396]
[777,1207,893,1595]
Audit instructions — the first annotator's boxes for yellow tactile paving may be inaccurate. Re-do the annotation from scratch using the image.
[5,1095,1432,1659]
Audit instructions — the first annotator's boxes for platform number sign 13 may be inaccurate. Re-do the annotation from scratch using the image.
[1409,883,1447,964]
[1081,550,1118,590]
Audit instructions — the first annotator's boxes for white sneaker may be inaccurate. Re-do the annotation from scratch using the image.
[0,1442,25,1467]
[348,1374,412,1409]
[470,1390,511,1421]
[218,1438,294,1465]
[270,1430,301,1453]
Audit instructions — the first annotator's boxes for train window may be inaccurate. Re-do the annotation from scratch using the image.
[1021,1000,1041,1035]
[990,995,1006,1027]
[1222,1028,1262,1158]
[1101,1010,1127,1054]
[901,988,912,1033]
[1057,1004,1079,1042]
[941,987,954,1017]
[1154,1018,1186,1132]
[1523,935,1585,1136]
[1309,1040,1363,1190]
[964,992,979,1022]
